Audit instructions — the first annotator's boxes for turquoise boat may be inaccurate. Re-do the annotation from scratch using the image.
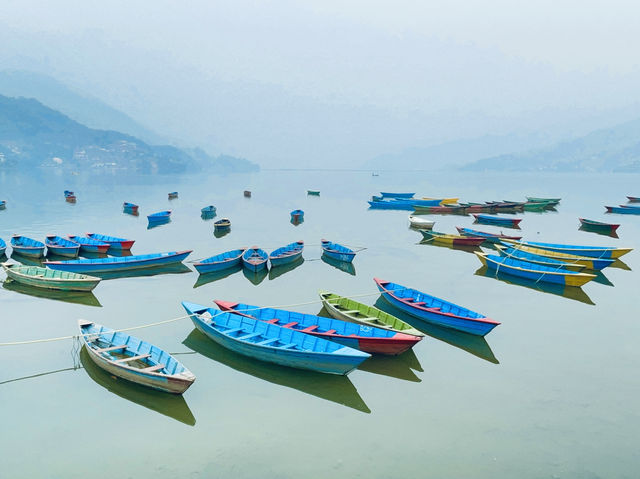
[45,235,80,258]
[182,302,370,375]
[193,248,245,274]
[321,239,355,263]
[0,200,6,209]
[2,262,101,291]
[11,235,45,258]
[0,238,6,256]
[495,245,585,271]
[605,205,640,215]
[43,251,192,274]
[201,205,216,214]
[67,235,110,254]
[269,241,304,267]
[242,247,268,272]
[79,320,195,393]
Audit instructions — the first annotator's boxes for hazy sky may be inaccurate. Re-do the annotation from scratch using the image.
[1,1,639,166]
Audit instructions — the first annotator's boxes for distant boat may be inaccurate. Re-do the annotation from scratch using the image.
[79,320,195,394]
[371,172,379,176]
[0,238,6,256]
[44,251,192,273]
[193,248,245,274]
[182,302,370,375]
[290,209,304,221]
[605,205,640,215]
[147,210,172,222]
[86,233,135,251]
[412,205,466,214]
[494,245,586,272]
[526,196,561,205]
[64,190,74,197]
[2,262,101,291]
[627,196,640,203]
[502,239,632,259]
[244,190,251,198]
[0,200,6,209]
[380,192,415,199]
[11,235,45,258]
[307,190,320,196]
[473,214,522,228]
[269,241,304,267]
[419,230,485,247]
[321,239,355,263]
[168,192,178,199]
[455,226,522,244]
[45,235,81,258]
[123,202,139,212]
[242,247,268,272]
[408,215,435,230]
[214,218,231,230]
[67,235,110,254]
[498,242,614,270]
[578,218,620,234]
[200,205,216,214]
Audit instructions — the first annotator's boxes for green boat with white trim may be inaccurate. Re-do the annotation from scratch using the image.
[2,262,101,292]
[319,291,424,337]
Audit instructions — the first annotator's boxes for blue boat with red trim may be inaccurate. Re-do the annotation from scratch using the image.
[242,247,268,272]
[269,241,304,267]
[147,210,172,222]
[67,235,110,254]
[182,302,370,375]
[45,235,80,258]
[473,214,522,228]
[374,278,500,336]
[0,238,6,256]
[86,233,135,251]
[11,235,45,258]
[215,300,422,355]
[605,205,640,215]
[44,250,192,274]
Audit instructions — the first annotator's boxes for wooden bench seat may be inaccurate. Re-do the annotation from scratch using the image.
[141,364,165,373]
[115,353,151,363]
[256,337,280,346]
[238,332,263,341]
[96,344,128,353]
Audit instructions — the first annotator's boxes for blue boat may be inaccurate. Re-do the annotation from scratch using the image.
[0,238,6,256]
[455,226,522,244]
[269,241,304,267]
[475,252,596,287]
[79,319,195,393]
[368,198,442,210]
[86,233,135,251]
[374,278,500,336]
[64,190,74,197]
[201,205,216,214]
[193,248,245,274]
[147,210,172,222]
[472,214,522,228]
[45,235,80,258]
[242,247,268,272]
[0,200,6,209]
[44,250,192,273]
[11,235,45,258]
[321,239,355,263]
[182,302,370,375]
[380,192,415,198]
[606,205,640,215]
[495,245,585,271]
[215,301,422,355]
[123,202,139,209]
[290,209,304,220]
[505,239,632,259]
[67,235,111,254]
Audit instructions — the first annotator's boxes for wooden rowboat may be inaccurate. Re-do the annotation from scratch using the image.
[269,241,304,267]
[499,242,614,270]
[214,218,231,229]
[123,202,139,211]
[578,218,620,233]
[147,210,171,222]
[627,196,640,203]
[321,239,356,263]
[420,230,485,247]
[11,235,45,258]
[44,251,192,274]
[455,227,522,244]
[0,200,6,209]
[182,302,370,375]
[413,205,467,214]
[45,235,80,258]
[494,245,585,272]
[79,320,195,393]
[605,205,640,215]
[215,300,422,355]
[502,239,631,259]
[422,197,459,205]
[475,252,596,287]
[242,247,268,272]
[67,235,110,254]
[307,190,320,196]
[473,214,522,228]
[374,278,500,336]
[201,205,216,214]
[319,291,424,337]
[408,215,435,229]
[2,262,101,291]
[193,248,245,274]
[86,233,135,251]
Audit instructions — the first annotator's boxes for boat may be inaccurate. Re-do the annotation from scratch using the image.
[373,278,500,336]
[67,235,110,254]
[473,214,522,228]
[193,248,245,274]
[244,190,251,198]
[307,190,320,196]
[269,241,304,267]
[182,302,370,375]
[419,230,485,247]
[380,192,415,199]
[321,239,355,263]
[242,247,268,272]
[200,205,216,214]
[168,192,178,199]
[214,218,231,230]
[123,202,139,212]
[10,235,45,258]
[455,226,522,244]
[45,235,80,258]
[502,239,632,259]
[368,200,415,210]
[412,205,467,214]
[147,210,172,222]
[526,196,561,205]
[43,251,192,273]
[605,205,640,215]
[0,238,5,256]
[422,197,459,205]
[408,215,435,229]
[319,291,424,337]
[79,320,195,393]
[64,190,74,196]
[290,209,304,220]
[0,200,6,209]
[578,218,620,234]
[475,252,596,287]
[499,242,614,270]
[523,201,553,212]
[2,262,101,291]
[627,196,640,203]
[86,233,135,251]
[215,300,422,355]
[494,245,586,271]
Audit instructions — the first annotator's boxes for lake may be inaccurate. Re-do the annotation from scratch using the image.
[0,169,638,478]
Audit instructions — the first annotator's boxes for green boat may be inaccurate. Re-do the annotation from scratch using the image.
[526,196,561,206]
[523,201,554,211]
[319,291,424,337]
[2,262,101,292]
[307,190,320,196]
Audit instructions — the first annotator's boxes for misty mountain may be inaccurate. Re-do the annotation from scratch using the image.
[0,94,258,174]
[461,118,640,172]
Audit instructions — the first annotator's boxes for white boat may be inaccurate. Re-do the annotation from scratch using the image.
[408,215,435,229]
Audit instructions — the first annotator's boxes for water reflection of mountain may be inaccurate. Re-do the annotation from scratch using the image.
[96,263,192,280]
[474,266,595,306]
[79,347,196,426]
[321,254,356,275]
[373,298,499,364]
[269,257,304,281]
[2,280,102,307]
[193,265,242,288]
[182,329,370,414]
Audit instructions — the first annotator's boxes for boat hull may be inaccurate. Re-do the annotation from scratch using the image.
[473,214,522,228]
[194,253,243,274]
[506,239,631,259]
[11,246,45,258]
[606,206,640,215]
[44,251,192,273]
[270,251,303,267]
[420,230,485,246]
[579,219,619,233]
[86,234,135,251]
[2,263,101,291]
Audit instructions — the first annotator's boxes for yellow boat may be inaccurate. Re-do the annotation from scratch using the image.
[422,197,459,205]
[500,242,615,270]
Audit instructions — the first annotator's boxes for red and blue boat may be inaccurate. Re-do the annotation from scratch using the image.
[269,241,304,267]
[215,300,422,355]
[578,218,620,234]
[67,235,110,254]
[373,278,500,336]
[193,248,245,274]
[44,250,192,273]
[473,214,522,228]
[11,235,45,258]
[455,226,522,244]
[86,233,135,251]
[45,235,80,258]
[242,247,268,272]
[123,202,139,212]
[321,239,355,263]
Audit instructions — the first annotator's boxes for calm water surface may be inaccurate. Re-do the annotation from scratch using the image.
[0,169,638,478]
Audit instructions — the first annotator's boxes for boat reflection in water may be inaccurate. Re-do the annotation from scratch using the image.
[290,217,304,226]
[147,218,171,230]
[243,267,268,286]
[108,249,134,258]
[321,253,356,276]
[201,211,217,221]
[474,265,595,306]
[609,258,631,271]
[123,208,139,217]
[2,280,102,307]
[213,228,231,239]
[193,264,242,288]
[10,252,44,267]
[96,263,192,280]
[418,239,482,255]
[269,257,304,281]
[373,298,499,364]
[591,270,614,287]
[79,347,196,426]
[578,225,619,239]
[182,329,370,413]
